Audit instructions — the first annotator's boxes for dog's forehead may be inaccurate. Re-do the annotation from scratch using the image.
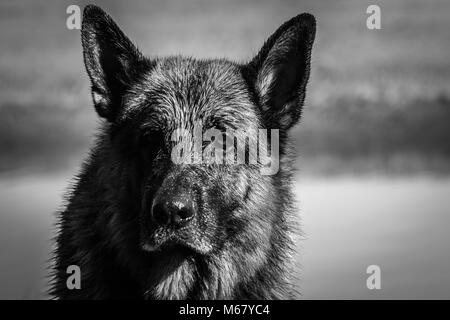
[123,57,259,130]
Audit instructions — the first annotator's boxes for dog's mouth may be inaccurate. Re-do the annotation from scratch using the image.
[141,235,209,256]
[141,220,216,255]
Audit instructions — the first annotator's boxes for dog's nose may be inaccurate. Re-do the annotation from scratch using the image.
[151,194,196,227]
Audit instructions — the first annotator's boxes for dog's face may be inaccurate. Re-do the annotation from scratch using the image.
[81,6,315,268]
[107,58,263,256]
[128,59,262,255]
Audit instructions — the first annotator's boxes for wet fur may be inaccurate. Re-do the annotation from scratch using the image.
[50,5,315,300]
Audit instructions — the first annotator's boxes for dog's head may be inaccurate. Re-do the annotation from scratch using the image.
[81,5,315,278]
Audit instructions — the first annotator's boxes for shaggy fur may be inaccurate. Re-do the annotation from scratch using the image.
[50,5,316,299]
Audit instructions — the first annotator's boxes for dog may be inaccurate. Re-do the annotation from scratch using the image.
[50,4,315,299]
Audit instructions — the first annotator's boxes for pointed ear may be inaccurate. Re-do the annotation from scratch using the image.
[247,13,316,130]
[81,5,144,121]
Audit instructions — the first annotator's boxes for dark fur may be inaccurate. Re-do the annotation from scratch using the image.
[50,5,315,299]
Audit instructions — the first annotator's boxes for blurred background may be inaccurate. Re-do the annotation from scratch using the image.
[0,0,449,299]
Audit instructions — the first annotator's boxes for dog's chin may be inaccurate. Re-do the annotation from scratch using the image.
[141,238,206,256]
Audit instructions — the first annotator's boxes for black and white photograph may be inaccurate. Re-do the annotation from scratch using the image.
[0,0,449,303]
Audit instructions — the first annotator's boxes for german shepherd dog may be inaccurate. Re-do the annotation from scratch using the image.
[51,5,315,299]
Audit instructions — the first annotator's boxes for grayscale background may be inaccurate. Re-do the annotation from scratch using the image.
[0,0,449,299]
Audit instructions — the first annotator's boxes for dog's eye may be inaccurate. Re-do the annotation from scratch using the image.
[140,131,165,156]
[138,131,165,164]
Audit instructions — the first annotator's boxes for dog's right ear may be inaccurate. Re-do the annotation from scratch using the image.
[81,5,144,121]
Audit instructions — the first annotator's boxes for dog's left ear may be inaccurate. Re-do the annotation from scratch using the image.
[247,13,316,130]
[81,5,145,121]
